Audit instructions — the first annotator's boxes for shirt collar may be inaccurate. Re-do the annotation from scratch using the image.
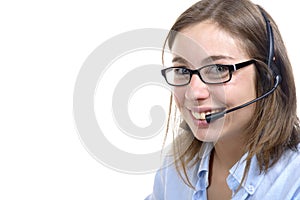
[227,153,265,195]
[195,143,265,196]
[195,142,214,191]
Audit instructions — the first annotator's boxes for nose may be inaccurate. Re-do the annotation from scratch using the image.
[185,74,210,100]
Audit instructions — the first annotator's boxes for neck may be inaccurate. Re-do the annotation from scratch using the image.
[212,137,246,171]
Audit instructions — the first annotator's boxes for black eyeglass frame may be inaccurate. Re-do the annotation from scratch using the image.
[161,59,256,86]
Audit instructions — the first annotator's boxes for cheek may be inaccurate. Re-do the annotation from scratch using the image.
[222,70,257,126]
[224,69,257,106]
[173,87,186,109]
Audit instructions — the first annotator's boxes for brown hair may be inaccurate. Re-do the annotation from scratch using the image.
[163,0,300,189]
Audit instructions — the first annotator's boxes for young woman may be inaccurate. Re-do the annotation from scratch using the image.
[146,0,300,199]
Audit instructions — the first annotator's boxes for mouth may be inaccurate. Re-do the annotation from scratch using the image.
[191,109,224,121]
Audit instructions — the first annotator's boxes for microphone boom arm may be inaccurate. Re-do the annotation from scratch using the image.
[206,75,281,123]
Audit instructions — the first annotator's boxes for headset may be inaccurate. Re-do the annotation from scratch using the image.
[205,8,282,123]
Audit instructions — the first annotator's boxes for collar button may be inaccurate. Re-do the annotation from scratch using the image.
[248,185,255,194]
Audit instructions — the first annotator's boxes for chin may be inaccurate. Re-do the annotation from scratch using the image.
[185,117,225,141]
[189,125,223,142]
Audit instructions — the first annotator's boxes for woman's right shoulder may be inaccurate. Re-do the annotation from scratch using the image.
[145,155,198,200]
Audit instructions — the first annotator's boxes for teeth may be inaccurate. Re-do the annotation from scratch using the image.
[192,110,221,120]
[191,112,204,120]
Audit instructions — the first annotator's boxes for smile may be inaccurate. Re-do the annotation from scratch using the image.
[191,109,223,120]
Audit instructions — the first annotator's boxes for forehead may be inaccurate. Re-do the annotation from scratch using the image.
[171,21,248,65]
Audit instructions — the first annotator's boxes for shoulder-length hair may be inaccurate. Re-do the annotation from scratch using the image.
[163,0,300,188]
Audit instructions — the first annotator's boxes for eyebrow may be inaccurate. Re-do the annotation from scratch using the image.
[201,55,235,64]
[172,56,189,64]
[172,55,235,65]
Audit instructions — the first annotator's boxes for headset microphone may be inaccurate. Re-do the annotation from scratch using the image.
[205,75,281,123]
[205,9,282,123]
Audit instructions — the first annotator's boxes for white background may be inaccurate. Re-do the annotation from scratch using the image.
[0,0,299,200]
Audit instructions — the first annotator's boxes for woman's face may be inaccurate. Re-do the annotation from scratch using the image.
[171,21,257,142]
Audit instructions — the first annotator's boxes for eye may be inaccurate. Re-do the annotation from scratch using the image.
[174,67,190,75]
[201,64,230,82]
[205,65,228,74]
[212,65,228,73]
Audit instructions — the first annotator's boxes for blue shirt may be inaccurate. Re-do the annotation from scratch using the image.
[145,142,300,200]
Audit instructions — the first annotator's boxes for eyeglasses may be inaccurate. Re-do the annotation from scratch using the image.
[161,59,256,86]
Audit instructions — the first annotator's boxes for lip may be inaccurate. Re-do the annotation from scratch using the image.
[188,110,209,128]
[187,106,226,127]
[189,106,226,114]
